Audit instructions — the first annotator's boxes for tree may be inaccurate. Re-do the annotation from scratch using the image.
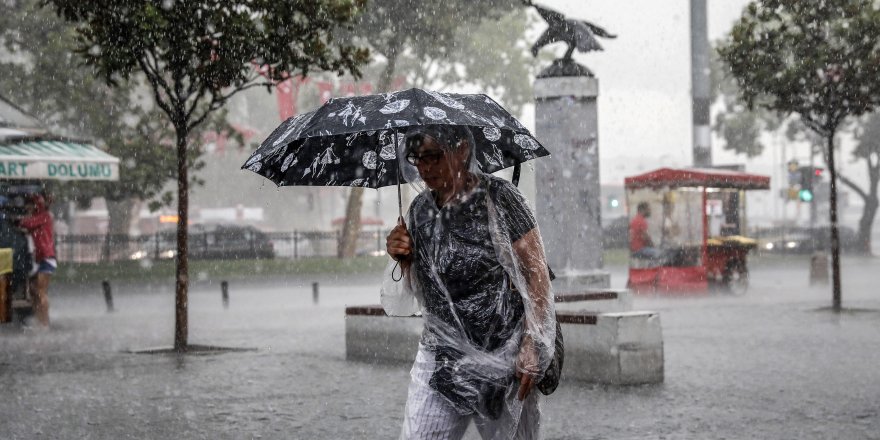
[844,113,880,254]
[45,0,369,350]
[719,0,880,311]
[0,0,231,260]
[714,41,880,255]
[336,1,529,258]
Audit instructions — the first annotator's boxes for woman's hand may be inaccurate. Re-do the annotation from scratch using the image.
[515,333,540,401]
[386,217,413,269]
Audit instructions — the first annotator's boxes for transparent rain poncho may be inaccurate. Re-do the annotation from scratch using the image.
[381,126,556,439]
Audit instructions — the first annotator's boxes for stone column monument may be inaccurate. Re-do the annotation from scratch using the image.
[527,2,616,290]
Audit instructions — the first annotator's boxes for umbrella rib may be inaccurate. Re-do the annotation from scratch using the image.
[395,129,403,220]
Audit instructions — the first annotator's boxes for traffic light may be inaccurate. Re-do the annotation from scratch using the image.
[799,188,814,202]
[797,166,824,202]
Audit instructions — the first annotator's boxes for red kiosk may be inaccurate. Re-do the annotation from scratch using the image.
[624,168,770,294]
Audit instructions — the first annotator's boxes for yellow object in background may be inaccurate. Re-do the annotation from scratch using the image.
[0,248,11,275]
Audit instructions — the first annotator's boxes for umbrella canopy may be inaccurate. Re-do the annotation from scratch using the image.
[241,88,549,189]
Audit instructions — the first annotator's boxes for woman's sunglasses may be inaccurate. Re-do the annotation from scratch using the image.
[405,151,446,166]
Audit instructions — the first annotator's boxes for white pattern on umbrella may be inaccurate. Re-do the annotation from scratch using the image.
[379,134,398,160]
[379,144,397,161]
[362,151,378,169]
[246,162,262,172]
[379,99,411,114]
[461,109,494,126]
[280,153,297,172]
[423,106,447,120]
[304,147,340,178]
[426,91,465,109]
[482,127,501,142]
[272,112,313,147]
[328,101,367,127]
[244,153,262,167]
[491,116,506,127]
[346,132,361,146]
[349,178,367,187]
[483,149,503,168]
[514,134,541,150]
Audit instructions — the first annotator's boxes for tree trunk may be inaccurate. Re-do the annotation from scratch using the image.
[338,187,364,258]
[174,124,189,351]
[338,43,401,258]
[856,195,878,255]
[825,133,842,312]
[100,198,136,262]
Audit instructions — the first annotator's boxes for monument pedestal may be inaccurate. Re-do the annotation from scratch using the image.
[534,71,609,288]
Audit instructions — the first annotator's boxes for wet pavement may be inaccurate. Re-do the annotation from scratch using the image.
[1,256,879,439]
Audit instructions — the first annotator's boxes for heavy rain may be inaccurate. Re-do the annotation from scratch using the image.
[1,0,878,439]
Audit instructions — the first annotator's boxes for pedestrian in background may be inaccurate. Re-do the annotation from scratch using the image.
[19,193,56,327]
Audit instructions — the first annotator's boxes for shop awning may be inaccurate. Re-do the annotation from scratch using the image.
[625,167,770,190]
[0,139,119,181]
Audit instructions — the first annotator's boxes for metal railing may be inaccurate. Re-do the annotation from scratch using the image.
[55,229,392,263]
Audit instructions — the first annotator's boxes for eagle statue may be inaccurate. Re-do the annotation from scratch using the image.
[525,1,616,61]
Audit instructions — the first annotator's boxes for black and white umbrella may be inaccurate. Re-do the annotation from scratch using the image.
[241,88,549,213]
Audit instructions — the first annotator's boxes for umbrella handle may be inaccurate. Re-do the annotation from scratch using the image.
[395,129,403,219]
[391,260,403,282]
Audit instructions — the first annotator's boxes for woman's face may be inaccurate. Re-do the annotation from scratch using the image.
[410,137,470,191]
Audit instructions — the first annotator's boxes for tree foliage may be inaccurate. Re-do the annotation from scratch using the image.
[0,0,244,266]
[337,1,531,258]
[719,0,880,136]
[710,45,782,158]
[47,0,369,131]
[350,0,520,92]
[719,0,880,309]
[43,0,369,349]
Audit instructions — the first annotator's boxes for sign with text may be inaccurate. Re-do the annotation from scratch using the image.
[0,159,118,181]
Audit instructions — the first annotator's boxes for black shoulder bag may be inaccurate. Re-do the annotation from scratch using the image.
[536,267,563,395]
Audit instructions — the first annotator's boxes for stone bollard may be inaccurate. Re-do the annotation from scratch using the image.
[809,251,829,285]
[102,280,114,313]
[312,282,319,305]
[221,280,229,309]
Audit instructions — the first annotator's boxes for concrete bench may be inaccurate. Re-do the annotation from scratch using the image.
[558,310,664,385]
[345,305,664,385]
[554,289,633,313]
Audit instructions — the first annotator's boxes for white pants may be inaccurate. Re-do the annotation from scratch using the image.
[400,345,541,440]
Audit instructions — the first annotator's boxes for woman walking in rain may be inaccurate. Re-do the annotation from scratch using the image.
[383,125,556,440]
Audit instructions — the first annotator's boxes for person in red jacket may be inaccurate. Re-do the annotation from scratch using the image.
[19,193,56,327]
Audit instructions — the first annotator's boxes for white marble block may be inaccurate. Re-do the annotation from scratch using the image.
[345,306,422,364]
[560,310,664,385]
